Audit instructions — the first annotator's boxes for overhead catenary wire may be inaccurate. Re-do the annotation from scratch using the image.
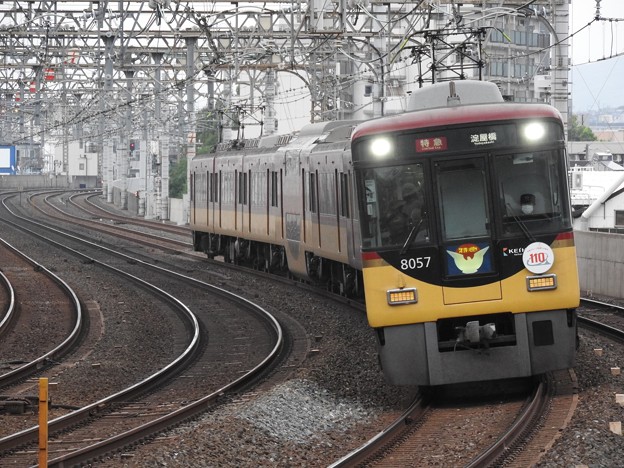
[6,1,617,150]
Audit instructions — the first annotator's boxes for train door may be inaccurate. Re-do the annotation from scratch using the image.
[265,168,270,236]
[269,167,283,242]
[305,169,321,249]
[208,165,217,230]
[237,171,243,232]
[341,170,358,265]
[234,169,239,231]
[335,169,342,253]
[247,163,267,238]
[208,159,217,231]
[238,170,249,234]
[190,171,195,225]
[205,170,209,227]
[280,150,307,278]
[218,170,223,228]
[434,157,501,304]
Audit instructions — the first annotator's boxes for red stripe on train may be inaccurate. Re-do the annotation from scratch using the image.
[361,251,381,261]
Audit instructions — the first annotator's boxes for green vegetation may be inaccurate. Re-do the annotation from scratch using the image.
[169,107,219,198]
[197,108,220,154]
[169,157,187,198]
[568,114,597,141]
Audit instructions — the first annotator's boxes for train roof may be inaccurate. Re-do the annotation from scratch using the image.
[352,80,562,141]
[407,80,504,111]
[352,101,562,141]
[193,120,362,159]
[297,120,362,138]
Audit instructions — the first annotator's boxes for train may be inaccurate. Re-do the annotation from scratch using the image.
[190,80,580,386]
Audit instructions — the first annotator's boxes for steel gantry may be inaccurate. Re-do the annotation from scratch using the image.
[0,1,570,219]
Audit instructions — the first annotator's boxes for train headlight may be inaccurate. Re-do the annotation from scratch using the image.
[522,122,546,141]
[370,137,393,159]
[387,288,418,305]
[526,274,557,291]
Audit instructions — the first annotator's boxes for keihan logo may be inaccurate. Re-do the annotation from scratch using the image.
[447,243,490,274]
[503,246,524,257]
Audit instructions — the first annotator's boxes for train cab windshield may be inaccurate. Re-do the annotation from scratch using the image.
[358,149,571,250]
[495,150,571,237]
[360,164,429,248]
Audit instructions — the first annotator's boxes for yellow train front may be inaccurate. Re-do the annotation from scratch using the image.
[352,81,580,386]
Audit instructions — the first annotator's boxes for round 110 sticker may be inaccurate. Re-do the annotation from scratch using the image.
[522,242,554,274]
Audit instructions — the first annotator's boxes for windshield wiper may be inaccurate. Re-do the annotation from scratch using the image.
[399,216,426,255]
[505,203,535,242]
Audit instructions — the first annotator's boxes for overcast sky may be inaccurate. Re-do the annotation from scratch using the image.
[570,0,624,112]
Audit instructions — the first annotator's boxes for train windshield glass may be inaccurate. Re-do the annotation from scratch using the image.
[494,149,571,236]
[435,158,490,241]
[359,164,428,248]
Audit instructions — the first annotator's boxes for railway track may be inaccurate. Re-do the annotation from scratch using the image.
[330,371,577,467]
[0,237,83,411]
[329,299,624,467]
[27,191,193,253]
[74,190,190,237]
[4,189,624,466]
[579,297,624,343]
[0,193,291,466]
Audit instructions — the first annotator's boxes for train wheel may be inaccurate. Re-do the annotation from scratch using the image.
[251,244,267,271]
[224,240,234,264]
[269,246,286,274]
[344,267,358,298]
[260,245,270,272]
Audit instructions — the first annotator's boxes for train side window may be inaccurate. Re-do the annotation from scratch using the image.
[222,171,234,204]
[238,171,248,205]
[208,171,212,201]
[250,171,262,206]
[309,172,318,213]
[271,171,279,207]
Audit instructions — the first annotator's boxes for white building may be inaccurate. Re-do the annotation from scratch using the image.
[570,166,624,233]
[51,141,98,188]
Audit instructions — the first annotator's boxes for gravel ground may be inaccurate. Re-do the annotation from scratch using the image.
[97,271,624,467]
[106,279,624,467]
[2,196,623,467]
[0,199,413,466]
[0,220,185,438]
[536,296,624,468]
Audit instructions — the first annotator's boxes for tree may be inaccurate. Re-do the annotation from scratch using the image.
[568,114,597,141]
[169,107,219,199]
[169,157,187,199]
[197,108,220,154]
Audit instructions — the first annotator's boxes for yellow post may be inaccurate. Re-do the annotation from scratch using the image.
[39,377,48,467]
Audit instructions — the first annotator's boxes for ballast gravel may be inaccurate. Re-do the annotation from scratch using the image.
[2,196,623,467]
[237,379,378,445]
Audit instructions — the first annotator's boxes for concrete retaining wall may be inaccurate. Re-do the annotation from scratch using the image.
[0,174,71,189]
[575,230,624,298]
[0,175,99,189]
[169,197,187,225]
